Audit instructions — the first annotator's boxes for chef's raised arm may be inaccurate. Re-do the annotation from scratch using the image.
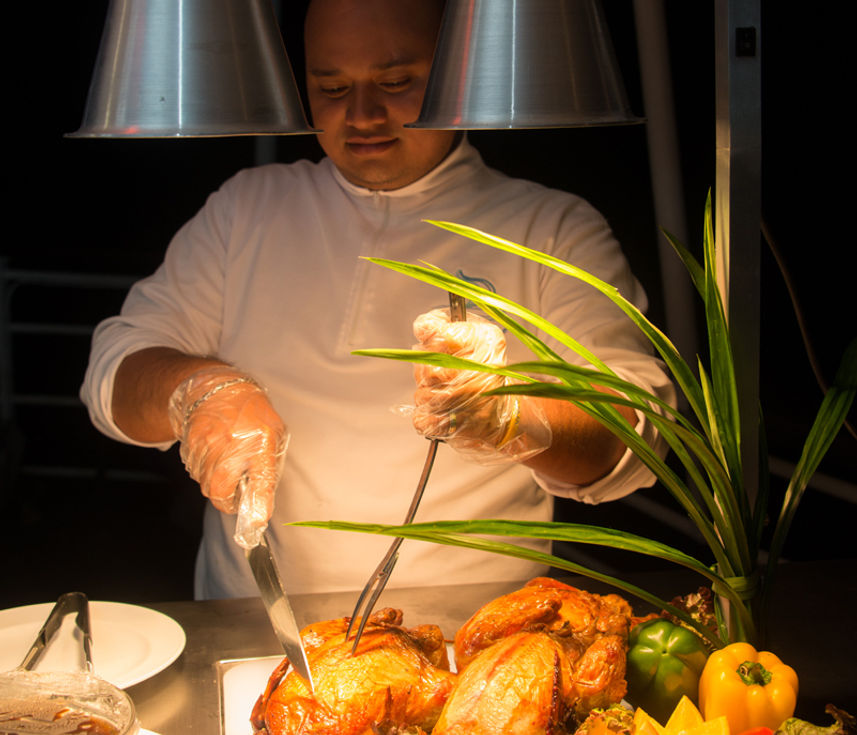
[409,308,639,487]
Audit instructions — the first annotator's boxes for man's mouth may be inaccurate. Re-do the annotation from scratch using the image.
[346,137,397,155]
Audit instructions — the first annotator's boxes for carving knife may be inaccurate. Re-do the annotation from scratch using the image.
[237,476,314,691]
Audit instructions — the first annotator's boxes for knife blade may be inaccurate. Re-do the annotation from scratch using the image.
[237,476,314,690]
[245,534,314,689]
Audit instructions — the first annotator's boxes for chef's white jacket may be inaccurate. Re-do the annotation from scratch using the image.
[81,138,675,598]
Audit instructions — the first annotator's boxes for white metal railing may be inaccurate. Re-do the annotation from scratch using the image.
[0,260,138,421]
[0,260,157,485]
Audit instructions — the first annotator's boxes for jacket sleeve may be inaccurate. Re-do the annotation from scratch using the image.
[520,192,677,503]
[79,179,237,449]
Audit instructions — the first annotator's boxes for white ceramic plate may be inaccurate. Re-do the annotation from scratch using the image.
[0,600,186,689]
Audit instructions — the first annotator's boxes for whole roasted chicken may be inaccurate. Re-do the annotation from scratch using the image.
[453,577,636,671]
[434,577,635,734]
[250,608,456,735]
[251,578,638,735]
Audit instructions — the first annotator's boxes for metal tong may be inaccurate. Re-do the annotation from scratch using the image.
[8,591,140,734]
[19,591,93,673]
[345,292,466,653]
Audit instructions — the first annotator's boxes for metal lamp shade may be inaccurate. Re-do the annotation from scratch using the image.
[67,0,315,138]
[408,0,642,129]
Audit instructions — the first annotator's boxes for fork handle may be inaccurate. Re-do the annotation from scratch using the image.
[449,292,466,322]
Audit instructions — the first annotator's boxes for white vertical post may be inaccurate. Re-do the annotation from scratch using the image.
[714,0,762,501]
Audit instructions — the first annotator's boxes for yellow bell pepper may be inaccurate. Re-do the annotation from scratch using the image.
[698,642,798,733]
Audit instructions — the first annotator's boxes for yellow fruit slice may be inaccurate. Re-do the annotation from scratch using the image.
[634,707,667,735]
[684,715,730,735]
[664,696,705,735]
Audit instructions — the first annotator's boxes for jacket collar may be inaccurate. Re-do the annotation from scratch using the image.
[328,135,483,204]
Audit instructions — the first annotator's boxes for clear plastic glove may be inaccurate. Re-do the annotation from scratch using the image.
[167,365,288,548]
[410,308,551,464]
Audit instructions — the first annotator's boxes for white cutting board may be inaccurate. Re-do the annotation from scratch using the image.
[217,656,283,735]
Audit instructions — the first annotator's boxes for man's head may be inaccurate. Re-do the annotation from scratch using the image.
[304,0,457,190]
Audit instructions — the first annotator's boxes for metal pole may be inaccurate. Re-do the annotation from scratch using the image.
[0,259,14,424]
[714,0,762,501]
[633,0,698,383]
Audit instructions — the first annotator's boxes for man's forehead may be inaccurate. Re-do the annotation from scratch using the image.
[308,55,425,77]
[305,0,444,26]
[305,0,443,60]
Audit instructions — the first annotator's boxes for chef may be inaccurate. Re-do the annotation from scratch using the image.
[80,0,675,599]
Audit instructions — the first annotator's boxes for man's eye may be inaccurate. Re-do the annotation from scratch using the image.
[380,78,410,91]
[320,85,348,97]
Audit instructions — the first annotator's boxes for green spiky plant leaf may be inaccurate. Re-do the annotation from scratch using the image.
[293,192,856,647]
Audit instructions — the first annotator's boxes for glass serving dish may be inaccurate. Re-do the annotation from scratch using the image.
[0,592,139,735]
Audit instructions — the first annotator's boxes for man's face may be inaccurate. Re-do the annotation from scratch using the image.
[304,0,457,191]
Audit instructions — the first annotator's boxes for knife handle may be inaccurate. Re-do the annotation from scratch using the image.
[234,473,267,549]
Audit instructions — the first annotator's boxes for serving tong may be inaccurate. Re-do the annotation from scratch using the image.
[3,591,140,734]
[18,591,94,673]
[346,293,466,653]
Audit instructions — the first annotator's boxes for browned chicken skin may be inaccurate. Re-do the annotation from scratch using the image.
[567,633,628,717]
[252,608,457,735]
[438,577,633,733]
[453,577,634,672]
[433,631,574,734]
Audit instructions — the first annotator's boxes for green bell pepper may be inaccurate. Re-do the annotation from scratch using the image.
[626,618,710,724]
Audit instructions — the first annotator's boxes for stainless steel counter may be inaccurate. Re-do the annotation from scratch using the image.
[127,559,857,734]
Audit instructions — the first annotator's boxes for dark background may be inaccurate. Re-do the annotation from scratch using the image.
[1,1,854,611]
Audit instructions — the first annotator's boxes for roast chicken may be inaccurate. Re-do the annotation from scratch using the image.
[433,578,634,733]
[251,608,457,735]
[252,578,636,734]
[453,576,636,671]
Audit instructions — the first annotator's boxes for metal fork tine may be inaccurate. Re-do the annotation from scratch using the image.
[347,293,465,653]
[347,549,399,651]
[344,539,401,641]
[346,438,439,652]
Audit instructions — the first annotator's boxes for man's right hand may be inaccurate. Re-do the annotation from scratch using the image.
[167,365,288,523]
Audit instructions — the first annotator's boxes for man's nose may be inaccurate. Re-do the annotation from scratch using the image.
[346,85,386,127]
